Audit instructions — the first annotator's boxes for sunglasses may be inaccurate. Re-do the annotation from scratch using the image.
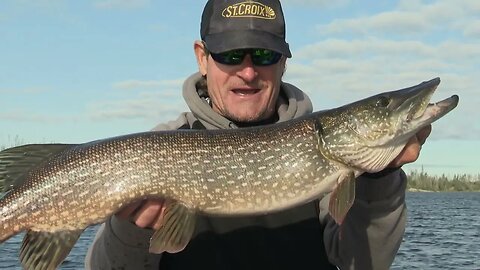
[210,48,282,66]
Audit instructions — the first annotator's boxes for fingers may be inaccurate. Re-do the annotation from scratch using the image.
[389,136,421,167]
[115,199,166,229]
[417,124,432,145]
[388,125,433,168]
[133,200,165,228]
[401,136,421,164]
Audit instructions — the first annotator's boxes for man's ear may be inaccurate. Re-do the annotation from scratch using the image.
[194,40,208,76]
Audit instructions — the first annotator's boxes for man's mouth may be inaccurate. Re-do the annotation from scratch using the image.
[232,88,261,96]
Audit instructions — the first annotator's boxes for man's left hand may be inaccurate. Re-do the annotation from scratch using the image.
[388,125,432,168]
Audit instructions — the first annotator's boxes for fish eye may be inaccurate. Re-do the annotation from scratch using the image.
[376,96,390,107]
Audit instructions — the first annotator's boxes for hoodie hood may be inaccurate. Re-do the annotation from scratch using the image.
[182,72,313,129]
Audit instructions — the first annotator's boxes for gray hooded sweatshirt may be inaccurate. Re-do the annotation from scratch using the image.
[85,73,407,270]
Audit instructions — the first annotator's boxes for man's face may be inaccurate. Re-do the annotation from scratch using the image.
[195,42,286,123]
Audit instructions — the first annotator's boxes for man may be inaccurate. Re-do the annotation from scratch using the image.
[86,0,431,269]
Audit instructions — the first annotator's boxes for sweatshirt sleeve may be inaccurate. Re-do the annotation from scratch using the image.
[320,169,407,270]
[84,216,161,269]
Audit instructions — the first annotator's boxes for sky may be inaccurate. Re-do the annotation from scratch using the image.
[0,0,479,176]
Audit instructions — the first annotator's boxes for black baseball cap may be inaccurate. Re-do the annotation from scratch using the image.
[200,0,292,58]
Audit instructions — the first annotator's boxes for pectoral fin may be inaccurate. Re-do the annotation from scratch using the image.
[149,201,196,254]
[328,171,356,225]
[19,229,83,270]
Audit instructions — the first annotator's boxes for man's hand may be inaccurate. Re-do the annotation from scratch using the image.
[388,125,432,168]
[116,200,166,230]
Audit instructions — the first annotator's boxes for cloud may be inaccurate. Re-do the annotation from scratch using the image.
[13,0,66,9]
[463,20,480,38]
[112,79,183,90]
[315,0,479,39]
[93,0,150,9]
[0,87,50,94]
[0,0,67,21]
[290,38,479,85]
[87,91,187,122]
[0,111,69,123]
[0,80,186,127]
[317,11,432,36]
[284,36,479,140]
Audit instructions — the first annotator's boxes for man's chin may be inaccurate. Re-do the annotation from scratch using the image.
[225,111,278,127]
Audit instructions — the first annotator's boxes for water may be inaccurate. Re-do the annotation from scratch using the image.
[391,192,479,269]
[1,192,479,269]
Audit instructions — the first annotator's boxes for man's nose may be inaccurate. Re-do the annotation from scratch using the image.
[236,55,257,82]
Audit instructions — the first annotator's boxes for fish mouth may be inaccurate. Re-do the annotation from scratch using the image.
[414,95,459,125]
[391,78,459,127]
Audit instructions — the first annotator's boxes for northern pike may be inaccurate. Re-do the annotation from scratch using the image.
[0,78,458,269]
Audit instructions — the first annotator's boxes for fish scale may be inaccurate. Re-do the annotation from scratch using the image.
[0,77,459,269]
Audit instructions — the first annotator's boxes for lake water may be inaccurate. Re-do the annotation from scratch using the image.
[1,192,479,269]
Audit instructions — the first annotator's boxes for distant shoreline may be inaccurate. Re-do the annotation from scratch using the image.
[407,188,479,192]
[407,188,434,192]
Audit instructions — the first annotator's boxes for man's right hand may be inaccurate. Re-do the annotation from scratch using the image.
[116,200,166,230]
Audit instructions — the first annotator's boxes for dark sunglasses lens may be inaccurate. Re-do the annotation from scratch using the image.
[210,49,282,66]
[251,49,282,66]
[211,50,246,65]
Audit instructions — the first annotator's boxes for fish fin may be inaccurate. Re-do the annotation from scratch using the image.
[19,229,83,270]
[328,171,356,225]
[149,201,196,254]
[0,144,75,192]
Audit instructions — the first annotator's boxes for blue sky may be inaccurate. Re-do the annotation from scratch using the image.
[0,0,479,176]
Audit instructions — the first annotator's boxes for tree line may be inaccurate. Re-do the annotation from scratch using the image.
[406,169,480,192]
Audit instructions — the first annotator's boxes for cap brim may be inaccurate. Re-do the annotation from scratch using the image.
[204,29,292,58]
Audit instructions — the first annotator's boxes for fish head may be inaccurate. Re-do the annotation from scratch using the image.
[318,77,459,173]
